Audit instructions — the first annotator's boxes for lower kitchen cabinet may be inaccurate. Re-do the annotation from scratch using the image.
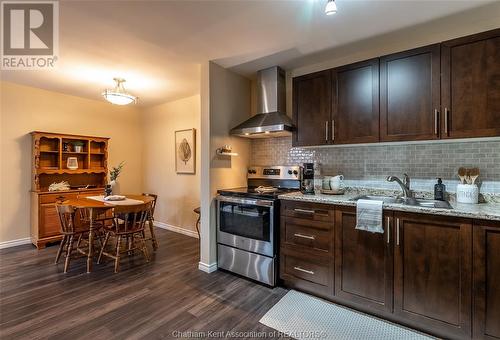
[280,247,334,300]
[473,220,500,340]
[393,212,472,339]
[334,207,393,313]
[280,200,335,299]
[279,202,500,339]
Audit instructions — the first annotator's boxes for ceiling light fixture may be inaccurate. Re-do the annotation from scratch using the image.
[102,78,137,105]
[325,0,337,15]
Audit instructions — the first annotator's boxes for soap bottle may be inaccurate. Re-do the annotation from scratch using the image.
[434,178,445,201]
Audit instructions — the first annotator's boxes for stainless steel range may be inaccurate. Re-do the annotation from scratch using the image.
[216,166,301,286]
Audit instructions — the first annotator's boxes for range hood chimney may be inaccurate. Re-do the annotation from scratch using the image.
[230,66,294,138]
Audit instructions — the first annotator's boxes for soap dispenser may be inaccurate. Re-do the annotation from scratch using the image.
[434,178,446,201]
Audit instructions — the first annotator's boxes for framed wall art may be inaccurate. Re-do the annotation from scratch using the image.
[175,128,196,174]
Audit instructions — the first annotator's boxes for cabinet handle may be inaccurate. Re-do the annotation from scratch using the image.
[396,218,400,246]
[434,109,439,135]
[294,233,315,240]
[293,266,314,275]
[332,120,335,141]
[325,121,329,142]
[444,108,449,136]
[293,208,315,215]
[386,217,390,244]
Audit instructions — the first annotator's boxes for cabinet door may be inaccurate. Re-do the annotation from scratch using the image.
[380,44,440,141]
[441,29,500,138]
[394,213,472,339]
[334,207,393,313]
[473,221,500,340]
[39,203,61,238]
[292,70,332,146]
[333,58,380,144]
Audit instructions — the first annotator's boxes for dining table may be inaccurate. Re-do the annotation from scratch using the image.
[64,194,155,273]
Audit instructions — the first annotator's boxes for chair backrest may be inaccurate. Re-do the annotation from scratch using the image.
[112,202,152,233]
[142,193,158,217]
[56,204,77,234]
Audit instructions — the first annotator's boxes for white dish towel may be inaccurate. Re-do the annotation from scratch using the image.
[356,199,384,234]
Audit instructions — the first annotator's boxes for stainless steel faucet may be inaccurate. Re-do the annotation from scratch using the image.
[387,174,413,200]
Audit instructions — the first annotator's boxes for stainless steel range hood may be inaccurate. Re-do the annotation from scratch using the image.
[230,66,294,138]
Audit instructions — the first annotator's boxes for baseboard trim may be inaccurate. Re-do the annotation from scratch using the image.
[0,237,32,249]
[198,261,218,273]
[154,221,199,239]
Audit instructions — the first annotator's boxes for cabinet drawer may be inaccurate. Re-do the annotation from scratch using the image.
[77,190,103,198]
[282,201,334,222]
[39,192,79,204]
[282,253,330,286]
[282,217,332,254]
[39,204,61,237]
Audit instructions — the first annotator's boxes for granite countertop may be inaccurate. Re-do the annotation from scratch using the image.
[278,190,500,221]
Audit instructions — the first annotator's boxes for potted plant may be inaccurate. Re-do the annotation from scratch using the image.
[109,161,125,194]
[72,141,85,153]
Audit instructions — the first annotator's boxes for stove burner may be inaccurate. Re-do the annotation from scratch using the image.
[254,186,278,193]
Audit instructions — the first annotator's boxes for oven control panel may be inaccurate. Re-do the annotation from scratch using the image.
[247,166,300,180]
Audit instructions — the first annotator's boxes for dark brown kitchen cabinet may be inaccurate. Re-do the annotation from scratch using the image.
[473,220,500,340]
[334,207,393,313]
[441,29,500,139]
[280,200,335,299]
[393,212,472,339]
[292,70,332,146]
[332,59,380,144]
[380,44,441,141]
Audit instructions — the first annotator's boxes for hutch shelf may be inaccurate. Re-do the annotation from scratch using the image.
[30,131,110,248]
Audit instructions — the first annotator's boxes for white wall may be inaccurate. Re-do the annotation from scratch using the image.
[0,81,143,243]
[199,61,251,272]
[142,95,201,235]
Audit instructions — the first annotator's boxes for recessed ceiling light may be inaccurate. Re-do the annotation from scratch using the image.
[102,78,138,105]
[325,0,337,15]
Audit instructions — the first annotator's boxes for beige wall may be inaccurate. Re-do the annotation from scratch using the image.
[142,95,201,234]
[0,81,144,243]
[199,61,251,270]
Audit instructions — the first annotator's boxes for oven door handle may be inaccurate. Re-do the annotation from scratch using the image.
[216,195,273,207]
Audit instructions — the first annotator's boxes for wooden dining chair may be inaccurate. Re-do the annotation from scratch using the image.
[55,204,104,273]
[97,202,152,273]
[142,193,158,250]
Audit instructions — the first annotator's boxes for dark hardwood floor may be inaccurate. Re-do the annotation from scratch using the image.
[0,229,289,339]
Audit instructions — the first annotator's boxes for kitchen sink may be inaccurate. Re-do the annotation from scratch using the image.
[350,195,403,204]
[403,198,453,209]
[351,195,453,209]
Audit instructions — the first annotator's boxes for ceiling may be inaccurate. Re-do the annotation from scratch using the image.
[1,0,498,107]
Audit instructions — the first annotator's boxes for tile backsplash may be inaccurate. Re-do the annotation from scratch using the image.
[251,137,500,193]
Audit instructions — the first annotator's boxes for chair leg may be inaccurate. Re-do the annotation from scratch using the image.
[114,235,122,273]
[140,233,150,262]
[64,235,74,273]
[97,232,110,264]
[55,235,67,264]
[148,219,158,250]
[127,235,133,255]
[196,217,201,239]
[75,234,83,251]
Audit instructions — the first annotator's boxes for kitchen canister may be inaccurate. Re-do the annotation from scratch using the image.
[456,184,479,204]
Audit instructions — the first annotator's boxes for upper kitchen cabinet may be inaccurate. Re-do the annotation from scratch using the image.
[292,70,332,147]
[332,59,380,144]
[441,29,500,138]
[380,44,441,142]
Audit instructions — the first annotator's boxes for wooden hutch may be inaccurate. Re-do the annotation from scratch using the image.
[30,131,109,248]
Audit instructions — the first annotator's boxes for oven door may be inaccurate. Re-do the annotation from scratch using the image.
[217,195,274,257]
